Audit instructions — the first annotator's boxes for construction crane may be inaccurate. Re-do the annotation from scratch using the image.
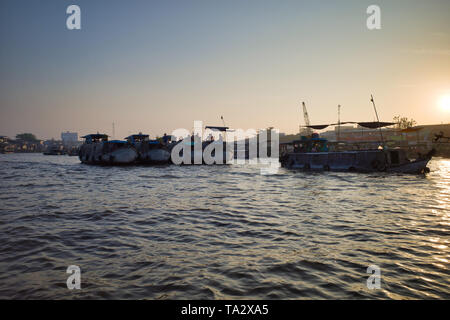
[301,102,313,136]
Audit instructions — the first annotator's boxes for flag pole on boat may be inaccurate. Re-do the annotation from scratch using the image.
[337,104,341,144]
[370,94,385,148]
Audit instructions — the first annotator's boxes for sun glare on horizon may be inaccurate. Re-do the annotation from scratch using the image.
[439,94,450,111]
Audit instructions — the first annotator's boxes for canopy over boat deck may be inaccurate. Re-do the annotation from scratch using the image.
[125,133,150,143]
[205,126,229,132]
[81,134,108,143]
[303,121,396,130]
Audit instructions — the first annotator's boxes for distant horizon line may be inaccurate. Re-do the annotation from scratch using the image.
[2,121,450,141]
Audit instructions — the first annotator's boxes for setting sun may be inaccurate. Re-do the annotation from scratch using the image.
[439,94,450,111]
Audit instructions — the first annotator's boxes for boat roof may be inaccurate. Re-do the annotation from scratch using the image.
[304,121,396,130]
[205,126,229,132]
[125,134,149,139]
[82,134,108,139]
[109,140,127,143]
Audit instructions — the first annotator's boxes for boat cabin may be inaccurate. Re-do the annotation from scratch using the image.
[103,140,129,152]
[81,134,108,144]
[205,125,230,142]
[387,148,410,165]
[125,134,150,144]
[292,134,329,153]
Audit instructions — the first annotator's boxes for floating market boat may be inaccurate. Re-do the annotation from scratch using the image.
[125,133,171,164]
[280,131,434,174]
[79,134,138,165]
[282,97,434,174]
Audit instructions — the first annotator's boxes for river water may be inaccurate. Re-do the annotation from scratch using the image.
[0,154,448,299]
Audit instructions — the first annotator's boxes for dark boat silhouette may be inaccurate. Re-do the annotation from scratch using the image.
[78,134,138,165]
[280,130,433,174]
[125,133,171,164]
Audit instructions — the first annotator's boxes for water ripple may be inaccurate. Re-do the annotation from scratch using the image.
[0,154,449,299]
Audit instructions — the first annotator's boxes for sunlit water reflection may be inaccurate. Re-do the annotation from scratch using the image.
[0,154,448,299]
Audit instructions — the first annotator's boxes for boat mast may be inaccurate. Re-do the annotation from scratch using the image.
[370,94,385,147]
[302,102,312,136]
[220,116,227,141]
[337,104,341,143]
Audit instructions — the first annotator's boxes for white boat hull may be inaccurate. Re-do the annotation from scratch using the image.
[79,143,138,165]
[140,149,171,164]
[101,148,138,165]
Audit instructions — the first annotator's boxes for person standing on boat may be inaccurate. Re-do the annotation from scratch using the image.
[162,133,170,145]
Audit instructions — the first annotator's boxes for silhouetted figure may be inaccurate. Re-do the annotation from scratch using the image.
[162,133,170,145]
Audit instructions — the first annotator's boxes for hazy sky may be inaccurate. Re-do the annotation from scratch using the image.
[1,0,449,140]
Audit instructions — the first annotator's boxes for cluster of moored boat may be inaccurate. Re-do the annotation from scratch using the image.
[78,133,172,165]
[78,131,235,166]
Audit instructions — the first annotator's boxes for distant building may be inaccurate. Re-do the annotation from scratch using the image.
[61,131,78,145]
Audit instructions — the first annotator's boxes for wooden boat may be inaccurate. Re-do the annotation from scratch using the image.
[125,133,171,164]
[283,96,434,174]
[79,134,138,165]
[280,135,434,174]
